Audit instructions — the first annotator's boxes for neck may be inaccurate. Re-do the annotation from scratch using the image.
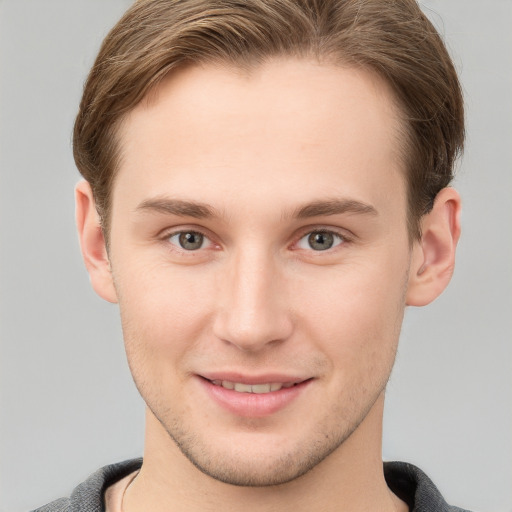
[124,394,407,512]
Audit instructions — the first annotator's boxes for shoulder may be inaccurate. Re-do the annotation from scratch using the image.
[30,458,143,512]
[384,461,473,512]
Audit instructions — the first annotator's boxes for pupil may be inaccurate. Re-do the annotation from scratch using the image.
[309,232,334,251]
[179,232,203,250]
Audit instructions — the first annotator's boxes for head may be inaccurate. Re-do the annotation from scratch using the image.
[75,0,463,489]
[74,0,463,243]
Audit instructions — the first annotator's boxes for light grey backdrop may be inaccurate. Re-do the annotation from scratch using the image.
[0,1,510,511]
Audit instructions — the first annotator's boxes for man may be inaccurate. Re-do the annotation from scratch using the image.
[34,0,469,510]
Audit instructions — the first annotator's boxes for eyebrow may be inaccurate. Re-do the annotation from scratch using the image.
[135,197,216,218]
[292,198,378,219]
[135,196,378,220]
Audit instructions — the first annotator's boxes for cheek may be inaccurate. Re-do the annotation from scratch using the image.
[114,261,216,378]
[297,257,408,372]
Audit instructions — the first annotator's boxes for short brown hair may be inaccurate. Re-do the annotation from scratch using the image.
[73,0,464,239]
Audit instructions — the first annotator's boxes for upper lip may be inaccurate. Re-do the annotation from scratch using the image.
[198,372,310,385]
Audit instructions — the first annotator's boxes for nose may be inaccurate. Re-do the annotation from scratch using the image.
[212,248,293,352]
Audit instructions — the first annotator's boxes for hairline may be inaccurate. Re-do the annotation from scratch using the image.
[99,55,416,250]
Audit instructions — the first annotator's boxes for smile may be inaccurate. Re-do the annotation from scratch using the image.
[201,376,312,417]
[209,380,298,393]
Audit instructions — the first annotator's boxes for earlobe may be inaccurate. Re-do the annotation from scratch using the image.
[75,180,118,303]
[406,187,461,307]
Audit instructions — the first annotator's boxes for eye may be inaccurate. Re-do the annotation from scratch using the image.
[168,231,211,251]
[296,230,345,251]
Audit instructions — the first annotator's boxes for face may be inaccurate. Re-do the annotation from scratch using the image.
[108,59,411,486]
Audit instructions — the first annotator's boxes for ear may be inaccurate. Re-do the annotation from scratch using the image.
[406,187,461,306]
[75,180,118,303]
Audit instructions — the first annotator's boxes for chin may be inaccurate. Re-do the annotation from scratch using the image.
[155,408,356,487]
[176,444,329,487]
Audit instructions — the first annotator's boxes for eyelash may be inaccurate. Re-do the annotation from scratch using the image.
[160,227,351,254]
[294,229,347,252]
[166,230,215,252]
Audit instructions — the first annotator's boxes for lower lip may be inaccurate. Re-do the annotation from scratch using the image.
[199,378,311,418]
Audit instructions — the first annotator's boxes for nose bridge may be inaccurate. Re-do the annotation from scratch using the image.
[213,244,292,351]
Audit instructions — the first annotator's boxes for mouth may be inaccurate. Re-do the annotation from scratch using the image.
[198,374,311,417]
[207,379,303,394]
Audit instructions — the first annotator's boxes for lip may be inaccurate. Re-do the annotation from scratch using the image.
[197,374,312,418]
[199,371,308,386]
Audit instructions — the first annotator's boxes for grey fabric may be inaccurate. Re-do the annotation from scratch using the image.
[383,462,471,512]
[31,459,143,512]
[31,459,472,512]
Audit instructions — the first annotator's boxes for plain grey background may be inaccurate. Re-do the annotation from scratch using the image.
[0,1,511,511]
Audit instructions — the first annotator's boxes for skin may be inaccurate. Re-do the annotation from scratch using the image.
[76,58,461,512]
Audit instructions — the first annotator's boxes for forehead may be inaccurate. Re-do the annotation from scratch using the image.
[114,58,406,222]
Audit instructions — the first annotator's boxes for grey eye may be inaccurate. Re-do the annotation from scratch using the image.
[169,231,206,250]
[308,232,334,251]
[297,231,344,251]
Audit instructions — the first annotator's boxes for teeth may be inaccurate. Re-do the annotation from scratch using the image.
[211,380,298,393]
[234,383,252,393]
[251,384,271,394]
